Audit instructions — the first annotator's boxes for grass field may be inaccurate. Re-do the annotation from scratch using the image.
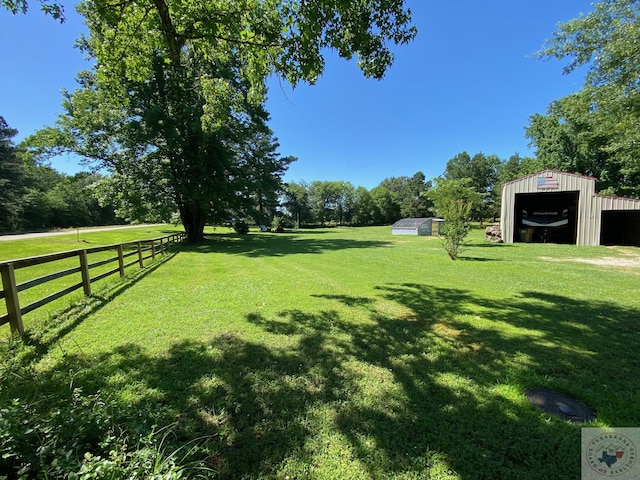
[0,225,185,322]
[1,225,639,479]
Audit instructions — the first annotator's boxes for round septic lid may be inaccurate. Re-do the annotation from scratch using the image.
[525,387,596,423]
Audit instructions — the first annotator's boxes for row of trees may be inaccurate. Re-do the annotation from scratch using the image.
[277,151,546,228]
[281,172,432,227]
[0,116,120,233]
[3,103,535,234]
[0,108,584,235]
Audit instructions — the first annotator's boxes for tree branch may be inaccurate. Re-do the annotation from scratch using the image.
[151,0,182,63]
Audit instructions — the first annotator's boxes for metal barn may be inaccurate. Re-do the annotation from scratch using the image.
[500,170,640,246]
[391,218,444,236]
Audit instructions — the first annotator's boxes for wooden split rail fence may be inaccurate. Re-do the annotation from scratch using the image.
[0,233,186,336]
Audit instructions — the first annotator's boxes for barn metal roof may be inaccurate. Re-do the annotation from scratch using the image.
[501,169,597,187]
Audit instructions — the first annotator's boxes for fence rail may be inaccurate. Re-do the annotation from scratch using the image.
[0,232,186,335]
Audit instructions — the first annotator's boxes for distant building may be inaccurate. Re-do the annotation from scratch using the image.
[500,170,640,246]
[391,218,444,236]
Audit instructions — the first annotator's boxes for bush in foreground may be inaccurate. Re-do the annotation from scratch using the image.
[0,339,210,479]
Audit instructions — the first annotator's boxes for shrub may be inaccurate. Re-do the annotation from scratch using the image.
[233,220,249,234]
[0,389,209,479]
[0,389,117,478]
[271,216,291,230]
[426,179,482,260]
[0,337,210,479]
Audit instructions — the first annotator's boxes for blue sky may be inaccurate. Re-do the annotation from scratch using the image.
[1,1,593,189]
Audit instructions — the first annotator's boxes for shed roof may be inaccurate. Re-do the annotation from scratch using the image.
[392,218,442,229]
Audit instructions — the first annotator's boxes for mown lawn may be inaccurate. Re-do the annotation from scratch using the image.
[2,226,639,479]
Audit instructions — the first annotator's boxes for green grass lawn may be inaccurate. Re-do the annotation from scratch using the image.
[2,226,639,479]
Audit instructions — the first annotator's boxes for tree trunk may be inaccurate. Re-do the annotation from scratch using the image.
[180,204,207,243]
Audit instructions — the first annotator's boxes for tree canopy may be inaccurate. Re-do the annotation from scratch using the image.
[2,0,64,20]
[539,0,640,91]
[530,0,640,196]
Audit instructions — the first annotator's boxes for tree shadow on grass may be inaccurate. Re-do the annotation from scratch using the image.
[182,233,393,257]
[466,242,513,248]
[310,286,639,477]
[9,281,640,479]
[374,283,640,423]
[456,256,502,262]
[29,331,356,478]
[5,253,177,366]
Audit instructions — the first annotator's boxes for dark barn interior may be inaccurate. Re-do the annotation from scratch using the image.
[600,210,640,246]
[513,191,579,244]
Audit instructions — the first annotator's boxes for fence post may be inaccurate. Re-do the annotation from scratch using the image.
[0,263,24,336]
[137,242,144,268]
[117,245,125,277]
[79,250,92,296]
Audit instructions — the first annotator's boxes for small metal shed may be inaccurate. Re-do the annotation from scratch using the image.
[391,218,444,236]
[500,170,640,246]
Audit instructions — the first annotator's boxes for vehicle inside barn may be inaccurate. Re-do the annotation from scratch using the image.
[513,191,579,244]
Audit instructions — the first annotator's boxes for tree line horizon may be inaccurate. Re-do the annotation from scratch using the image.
[0,122,631,234]
[1,115,524,232]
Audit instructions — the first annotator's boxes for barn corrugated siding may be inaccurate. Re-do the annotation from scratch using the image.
[594,195,640,210]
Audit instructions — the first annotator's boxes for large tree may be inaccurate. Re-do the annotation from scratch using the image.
[532,0,640,196]
[376,171,432,220]
[351,186,380,226]
[307,180,339,225]
[525,87,640,196]
[495,153,542,185]
[539,0,640,91]
[399,172,432,218]
[28,0,416,242]
[370,185,401,224]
